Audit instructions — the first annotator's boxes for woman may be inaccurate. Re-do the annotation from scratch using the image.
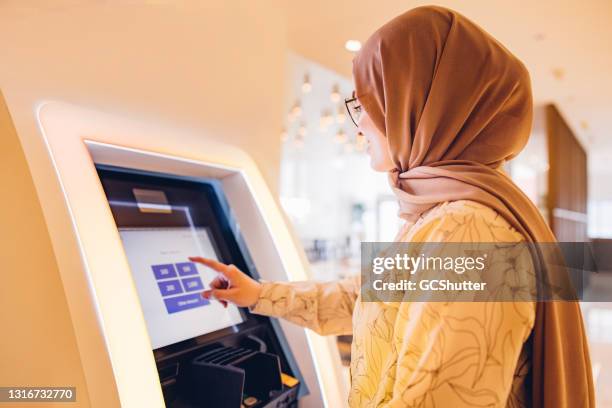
[191,6,594,407]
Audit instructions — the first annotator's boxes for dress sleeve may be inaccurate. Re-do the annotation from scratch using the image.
[249,275,360,336]
[380,203,536,407]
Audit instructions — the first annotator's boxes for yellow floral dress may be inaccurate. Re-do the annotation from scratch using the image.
[250,200,535,407]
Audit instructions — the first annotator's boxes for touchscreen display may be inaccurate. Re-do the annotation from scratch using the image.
[119,227,244,349]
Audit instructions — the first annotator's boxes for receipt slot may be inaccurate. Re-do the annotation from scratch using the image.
[33,102,347,408]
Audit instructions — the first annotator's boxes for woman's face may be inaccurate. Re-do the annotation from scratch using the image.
[357,106,396,172]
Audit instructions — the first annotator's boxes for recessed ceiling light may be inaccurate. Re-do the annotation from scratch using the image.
[580,120,589,131]
[345,40,362,52]
[533,33,546,41]
[551,68,565,81]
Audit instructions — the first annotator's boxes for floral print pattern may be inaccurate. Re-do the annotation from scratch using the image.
[251,200,535,407]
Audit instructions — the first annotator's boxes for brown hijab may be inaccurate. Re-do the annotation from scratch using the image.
[353,5,594,407]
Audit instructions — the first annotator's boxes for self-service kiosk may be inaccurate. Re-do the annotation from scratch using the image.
[97,165,304,407]
[21,101,348,407]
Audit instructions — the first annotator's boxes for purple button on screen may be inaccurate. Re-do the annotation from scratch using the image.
[182,276,204,292]
[175,262,198,276]
[152,264,178,280]
[158,279,183,297]
[164,293,210,314]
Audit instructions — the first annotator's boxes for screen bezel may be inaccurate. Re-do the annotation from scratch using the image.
[96,165,267,361]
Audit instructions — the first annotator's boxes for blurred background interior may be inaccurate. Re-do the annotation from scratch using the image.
[279,4,612,405]
[1,0,611,405]
[280,49,612,403]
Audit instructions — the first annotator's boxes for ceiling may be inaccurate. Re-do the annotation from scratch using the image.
[1,0,610,173]
[283,0,612,174]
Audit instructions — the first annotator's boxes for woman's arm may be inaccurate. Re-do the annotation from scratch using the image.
[250,276,360,336]
[190,256,360,336]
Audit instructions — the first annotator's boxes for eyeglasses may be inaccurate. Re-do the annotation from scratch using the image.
[344,91,362,127]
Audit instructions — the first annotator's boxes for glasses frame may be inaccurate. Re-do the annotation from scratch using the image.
[344,91,361,127]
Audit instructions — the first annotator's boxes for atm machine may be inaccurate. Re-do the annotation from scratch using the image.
[18,101,348,407]
[97,165,303,407]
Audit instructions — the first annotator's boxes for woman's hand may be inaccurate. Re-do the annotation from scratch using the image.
[189,257,262,308]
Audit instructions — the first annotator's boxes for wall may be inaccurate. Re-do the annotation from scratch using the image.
[508,104,549,218]
[0,2,287,406]
[588,172,612,238]
[546,104,588,241]
[1,93,92,406]
[0,1,286,190]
